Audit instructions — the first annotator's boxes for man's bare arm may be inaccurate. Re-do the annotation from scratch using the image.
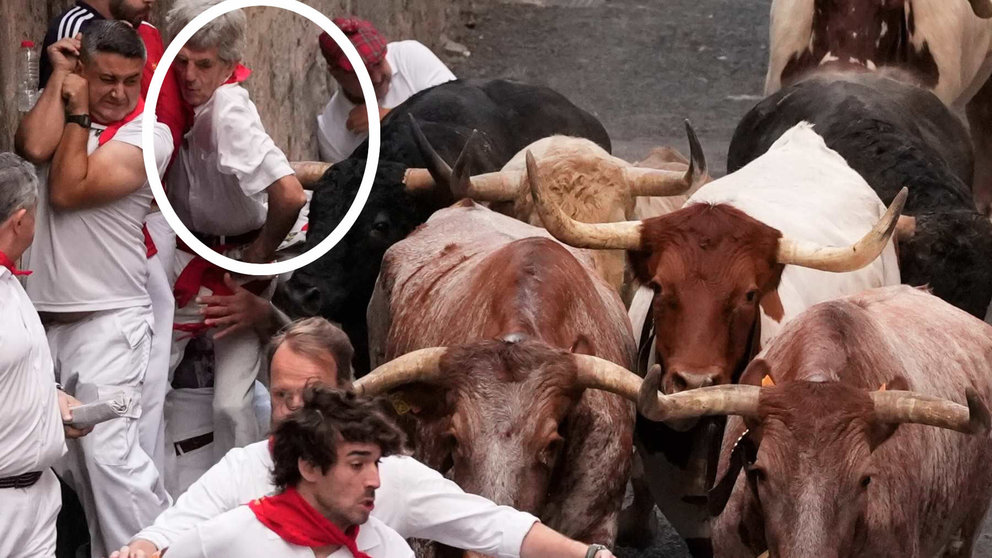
[15,37,80,163]
[243,174,307,263]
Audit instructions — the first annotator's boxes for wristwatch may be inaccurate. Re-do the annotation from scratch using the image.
[585,544,608,558]
[66,113,91,129]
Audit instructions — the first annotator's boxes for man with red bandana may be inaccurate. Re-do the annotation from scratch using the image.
[14,20,174,558]
[315,17,455,163]
[165,387,413,558]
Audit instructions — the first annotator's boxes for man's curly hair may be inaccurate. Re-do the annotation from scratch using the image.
[270,386,407,491]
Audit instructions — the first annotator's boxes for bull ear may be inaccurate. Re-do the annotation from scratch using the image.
[869,375,910,450]
[739,359,770,388]
[569,334,596,357]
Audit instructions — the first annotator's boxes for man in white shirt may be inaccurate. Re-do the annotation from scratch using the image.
[14,21,174,558]
[166,386,414,558]
[316,17,456,163]
[115,318,615,558]
[164,0,307,461]
[0,152,93,558]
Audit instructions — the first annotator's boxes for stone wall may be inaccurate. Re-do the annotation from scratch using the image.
[0,0,468,158]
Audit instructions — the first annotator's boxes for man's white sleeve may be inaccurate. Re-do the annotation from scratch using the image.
[132,446,253,549]
[376,456,539,558]
[402,41,456,91]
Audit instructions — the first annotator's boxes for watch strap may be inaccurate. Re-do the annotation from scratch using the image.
[585,544,608,558]
[66,114,91,129]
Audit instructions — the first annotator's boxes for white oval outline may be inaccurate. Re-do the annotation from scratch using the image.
[141,0,380,276]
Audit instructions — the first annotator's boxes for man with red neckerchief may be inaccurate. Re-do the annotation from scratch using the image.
[166,387,413,558]
[14,20,174,558]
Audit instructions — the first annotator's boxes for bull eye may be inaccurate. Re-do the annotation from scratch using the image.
[745,289,758,303]
[860,475,871,489]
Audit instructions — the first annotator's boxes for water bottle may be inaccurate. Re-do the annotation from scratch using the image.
[17,40,40,113]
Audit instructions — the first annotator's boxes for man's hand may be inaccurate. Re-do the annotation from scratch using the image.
[61,73,89,116]
[198,273,273,339]
[109,540,160,558]
[48,35,81,74]
[57,390,93,439]
[346,104,390,134]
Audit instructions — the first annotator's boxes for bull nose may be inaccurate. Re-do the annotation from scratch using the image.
[273,281,322,317]
[669,369,720,393]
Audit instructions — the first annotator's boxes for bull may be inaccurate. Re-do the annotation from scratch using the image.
[352,200,643,549]
[276,78,611,374]
[635,285,992,557]
[763,0,992,214]
[728,70,992,320]
[529,123,905,556]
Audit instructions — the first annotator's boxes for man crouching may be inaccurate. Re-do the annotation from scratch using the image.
[166,386,413,558]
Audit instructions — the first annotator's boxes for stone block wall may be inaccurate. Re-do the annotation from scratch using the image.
[0,0,467,159]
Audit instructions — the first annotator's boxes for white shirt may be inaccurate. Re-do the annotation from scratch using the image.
[316,40,456,163]
[137,441,538,557]
[168,84,294,236]
[23,116,173,312]
[0,267,66,476]
[165,507,413,558]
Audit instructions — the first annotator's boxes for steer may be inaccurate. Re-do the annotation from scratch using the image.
[352,200,642,549]
[636,285,992,558]
[763,0,992,214]
[729,70,992,320]
[529,123,905,556]
[276,78,611,374]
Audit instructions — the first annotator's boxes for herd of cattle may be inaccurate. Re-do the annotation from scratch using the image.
[271,1,992,556]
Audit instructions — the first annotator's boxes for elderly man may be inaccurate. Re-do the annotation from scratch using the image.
[14,20,174,558]
[166,387,413,558]
[0,152,92,558]
[116,317,615,558]
[316,17,455,163]
[164,0,307,461]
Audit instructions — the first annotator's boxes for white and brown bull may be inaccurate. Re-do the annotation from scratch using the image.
[529,123,906,556]
[637,285,992,557]
[413,121,709,294]
[764,0,992,215]
[354,201,644,549]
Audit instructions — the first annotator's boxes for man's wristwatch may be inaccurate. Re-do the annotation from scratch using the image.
[585,544,609,558]
[66,113,91,129]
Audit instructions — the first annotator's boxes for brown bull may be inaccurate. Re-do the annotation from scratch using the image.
[354,201,643,550]
[638,285,992,558]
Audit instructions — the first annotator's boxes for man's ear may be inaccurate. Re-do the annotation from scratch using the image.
[299,458,321,483]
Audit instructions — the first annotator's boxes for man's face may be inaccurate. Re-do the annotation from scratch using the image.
[109,0,153,25]
[329,57,392,103]
[308,441,382,528]
[174,46,237,107]
[269,344,339,424]
[79,52,143,123]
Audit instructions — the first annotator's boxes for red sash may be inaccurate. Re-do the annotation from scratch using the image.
[248,487,371,558]
[0,250,31,276]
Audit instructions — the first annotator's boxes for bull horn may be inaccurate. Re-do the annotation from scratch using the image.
[352,347,448,397]
[290,161,333,190]
[527,150,644,250]
[637,364,761,422]
[776,187,907,272]
[448,132,520,202]
[409,114,451,189]
[403,168,436,192]
[626,120,709,197]
[572,354,643,402]
[870,388,992,435]
[968,0,992,18]
[409,114,489,198]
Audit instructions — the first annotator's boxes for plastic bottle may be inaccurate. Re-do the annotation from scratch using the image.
[17,40,40,113]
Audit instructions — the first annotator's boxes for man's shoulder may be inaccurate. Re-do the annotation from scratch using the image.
[359,516,414,558]
[45,2,100,42]
[221,439,272,468]
[387,40,435,61]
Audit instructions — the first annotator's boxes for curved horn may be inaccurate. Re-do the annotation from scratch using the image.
[290,161,333,190]
[627,120,709,197]
[637,365,761,422]
[776,187,907,272]
[527,150,644,250]
[409,114,452,188]
[449,131,521,202]
[402,168,436,193]
[572,354,643,402]
[870,388,992,435]
[969,0,992,18]
[352,347,448,397]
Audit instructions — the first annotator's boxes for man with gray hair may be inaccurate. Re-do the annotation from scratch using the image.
[14,19,174,558]
[0,152,92,558]
[164,0,307,461]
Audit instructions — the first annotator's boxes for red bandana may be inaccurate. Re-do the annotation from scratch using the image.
[96,97,145,146]
[248,487,370,558]
[0,251,31,276]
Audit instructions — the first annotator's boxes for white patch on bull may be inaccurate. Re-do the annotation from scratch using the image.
[866,59,877,70]
[880,21,888,38]
[820,51,840,64]
[849,57,860,64]
[852,31,858,39]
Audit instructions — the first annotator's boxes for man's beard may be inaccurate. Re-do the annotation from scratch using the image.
[109,0,146,25]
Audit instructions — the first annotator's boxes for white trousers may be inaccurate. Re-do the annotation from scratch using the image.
[0,469,60,558]
[170,249,269,462]
[48,306,170,558]
[142,211,177,478]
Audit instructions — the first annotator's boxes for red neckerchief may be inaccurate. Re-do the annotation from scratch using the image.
[96,97,145,146]
[0,251,31,276]
[248,486,370,558]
